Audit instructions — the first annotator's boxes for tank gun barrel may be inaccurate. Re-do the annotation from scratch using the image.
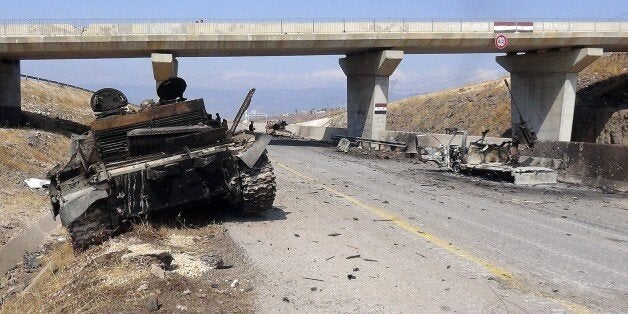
[228,88,256,136]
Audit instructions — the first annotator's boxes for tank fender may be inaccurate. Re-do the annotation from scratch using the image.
[59,187,109,226]
[237,134,271,168]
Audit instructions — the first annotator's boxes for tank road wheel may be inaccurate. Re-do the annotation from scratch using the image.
[451,162,462,174]
[67,202,122,251]
[237,153,277,215]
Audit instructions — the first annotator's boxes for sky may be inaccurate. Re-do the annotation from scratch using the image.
[2,0,627,115]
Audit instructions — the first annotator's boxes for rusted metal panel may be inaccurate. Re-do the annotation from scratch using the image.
[91,99,206,132]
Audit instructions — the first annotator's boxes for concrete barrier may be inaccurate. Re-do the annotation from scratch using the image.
[383,131,627,191]
[285,124,347,142]
[381,130,510,147]
[523,141,628,192]
[283,126,627,191]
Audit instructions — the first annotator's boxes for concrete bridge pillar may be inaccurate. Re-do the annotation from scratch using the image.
[340,50,403,139]
[496,48,602,142]
[0,60,21,126]
[151,53,178,89]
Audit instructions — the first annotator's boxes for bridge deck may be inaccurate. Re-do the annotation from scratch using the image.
[0,19,626,59]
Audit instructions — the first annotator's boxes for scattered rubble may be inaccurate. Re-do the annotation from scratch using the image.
[0,223,253,312]
[136,283,148,292]
[146,297,161,311]
[149,264,166,279]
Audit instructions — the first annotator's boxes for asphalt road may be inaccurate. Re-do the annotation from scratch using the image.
[226,142,628,313]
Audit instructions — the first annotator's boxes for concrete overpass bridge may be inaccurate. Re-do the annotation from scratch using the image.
[1,18,627,141]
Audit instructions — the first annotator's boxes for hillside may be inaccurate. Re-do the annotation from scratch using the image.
[387,78,511,136]
[328,53,627,145]
[572,53,627,144]
[0,79,92,245]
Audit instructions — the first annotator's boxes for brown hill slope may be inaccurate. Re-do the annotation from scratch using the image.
[0,79,92,245]
[387,78,511,136]
[572,53,627,144]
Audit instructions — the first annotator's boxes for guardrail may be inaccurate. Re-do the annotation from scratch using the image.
[21,74,94,93]
[0,18,626,36]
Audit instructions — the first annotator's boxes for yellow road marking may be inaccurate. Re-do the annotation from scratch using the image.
[276,161,589,314]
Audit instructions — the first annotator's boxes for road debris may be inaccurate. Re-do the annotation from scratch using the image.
[346,255,361,259]
[149,264,166,279]
[327,233,341,237]
[347,274,356,280]
[146,297,161,311]
[154,251,173,270]
[303,277,324,282]
[136,283,148,292]
[230,279,239,288]
[23,178,50,189]
[201,253,231,269]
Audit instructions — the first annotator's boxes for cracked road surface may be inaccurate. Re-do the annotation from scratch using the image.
[226,142,627,313]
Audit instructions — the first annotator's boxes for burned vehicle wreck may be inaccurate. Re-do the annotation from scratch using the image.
[47,78,276,250]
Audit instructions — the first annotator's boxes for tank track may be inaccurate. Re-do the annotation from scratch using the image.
[68,204,122,251]
[237,153,276,215]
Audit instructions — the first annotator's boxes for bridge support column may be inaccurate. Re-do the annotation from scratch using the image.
[496,48,602,142]
[340,50,403,139]
[0,60,21,127]
[151,53,178,89]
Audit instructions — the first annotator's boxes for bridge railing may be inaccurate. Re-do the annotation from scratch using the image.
[0,18,625,36]
[21,74,94,93]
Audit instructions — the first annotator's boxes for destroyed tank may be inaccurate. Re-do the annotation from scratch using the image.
[47,77,276,250]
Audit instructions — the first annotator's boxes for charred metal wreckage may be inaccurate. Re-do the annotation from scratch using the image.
[47,78,276,250]
[416,128,557,185]
[265,120,293,137]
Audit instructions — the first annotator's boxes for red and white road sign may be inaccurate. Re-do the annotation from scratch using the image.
[374,103,387,114]
[494,21,533,33]
[495,34,509,49]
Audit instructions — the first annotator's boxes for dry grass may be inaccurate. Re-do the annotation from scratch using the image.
[388,79,512,136]
[1,243,80,313]
[0,128,70,240]
[1,222,251,313]
[21,79,93,125]
[0,80,88,244]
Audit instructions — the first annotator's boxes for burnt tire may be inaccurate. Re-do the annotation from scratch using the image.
[67,202,122,251]
[451,162,461,174]
[237,153,276,215]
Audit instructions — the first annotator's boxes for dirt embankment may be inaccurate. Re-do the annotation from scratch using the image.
[322,53,627,144]
[0,222,253,312]
[387,79,511,136]
[572,53,627,144]
[0,79,93,246]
